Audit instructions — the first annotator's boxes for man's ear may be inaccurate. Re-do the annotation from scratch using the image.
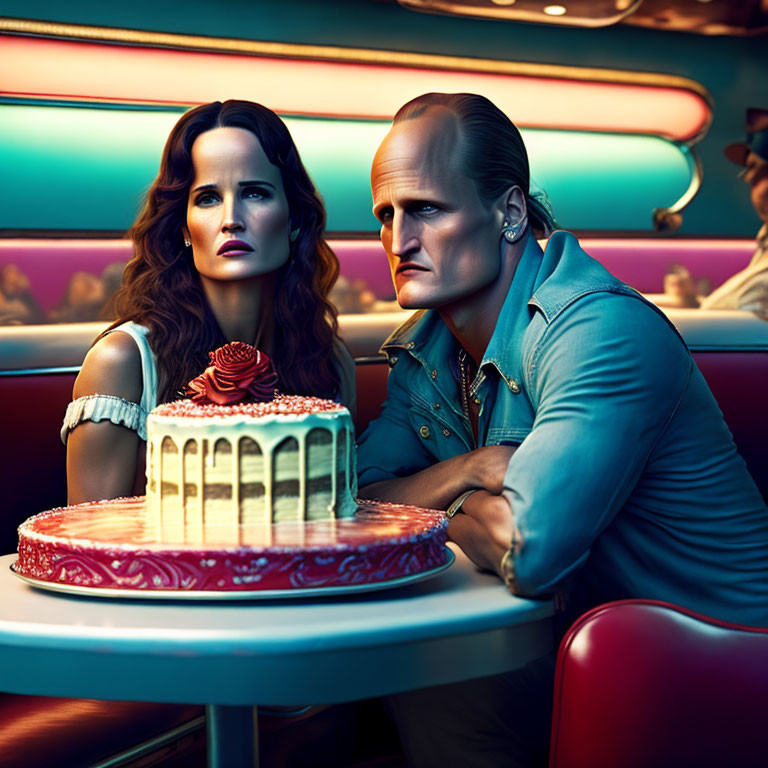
[499,186,528,244]
[503,186,527,230]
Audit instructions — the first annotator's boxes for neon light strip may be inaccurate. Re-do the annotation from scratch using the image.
[0,105,693,233]
[0,32,710,140]
[0,17,713,90]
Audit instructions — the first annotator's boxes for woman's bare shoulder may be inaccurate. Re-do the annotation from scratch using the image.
[73,331,143,402]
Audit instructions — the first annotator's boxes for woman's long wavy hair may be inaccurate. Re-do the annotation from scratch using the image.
[106,100,341,404]
[393,93,557,238]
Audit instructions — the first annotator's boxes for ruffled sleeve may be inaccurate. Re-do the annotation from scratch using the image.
[61,394,147,444]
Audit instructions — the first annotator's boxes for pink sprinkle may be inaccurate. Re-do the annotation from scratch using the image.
[154,394,345,419]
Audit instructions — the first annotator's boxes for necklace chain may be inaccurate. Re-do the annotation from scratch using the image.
[458,348,470,418]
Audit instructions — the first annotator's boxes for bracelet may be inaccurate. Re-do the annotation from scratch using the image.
[446,489,482,519]
[500,525,521,593]
[500,549,517,592]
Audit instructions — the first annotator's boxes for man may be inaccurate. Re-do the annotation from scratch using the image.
[700,107,768,313]
[660,107,768,313]
[357,93,768,767]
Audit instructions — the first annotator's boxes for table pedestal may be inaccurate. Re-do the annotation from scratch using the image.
[206,705,257,768]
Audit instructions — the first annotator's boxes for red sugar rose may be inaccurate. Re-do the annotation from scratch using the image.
[184,342,278,406]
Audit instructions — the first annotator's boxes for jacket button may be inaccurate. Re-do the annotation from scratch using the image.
[388,356,399,368]
[442,427,451,437]
[508,379,520,394]
[419,425,431,439]
[431,369,438,379]
[405,341,415,349]
[432,403,441,410]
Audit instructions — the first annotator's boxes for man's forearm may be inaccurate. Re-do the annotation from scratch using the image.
[359,453,483,510]
[359,445,515,510]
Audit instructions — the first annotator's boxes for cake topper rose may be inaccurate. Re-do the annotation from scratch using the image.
[184,342,278,406]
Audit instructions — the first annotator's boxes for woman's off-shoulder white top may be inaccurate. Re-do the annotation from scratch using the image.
[61,322,158,443]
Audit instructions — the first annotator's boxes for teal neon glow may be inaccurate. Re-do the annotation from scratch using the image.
[0,105,692,232]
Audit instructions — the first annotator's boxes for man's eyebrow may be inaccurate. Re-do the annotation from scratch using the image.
[374,193,438,206]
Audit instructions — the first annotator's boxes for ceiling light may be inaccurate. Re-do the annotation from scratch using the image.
[396,0,643,27]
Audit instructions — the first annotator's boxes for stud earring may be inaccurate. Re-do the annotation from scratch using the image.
[183,237,191,248]
[502,222,519,243]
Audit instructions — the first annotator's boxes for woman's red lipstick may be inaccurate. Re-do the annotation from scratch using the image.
[217,240,253,256]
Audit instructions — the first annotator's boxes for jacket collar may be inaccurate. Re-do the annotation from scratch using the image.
[381,230,636,385]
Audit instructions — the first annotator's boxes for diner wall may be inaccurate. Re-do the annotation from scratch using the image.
[0,28,707,236]
[0,103,695,234]
[1,0,766,236]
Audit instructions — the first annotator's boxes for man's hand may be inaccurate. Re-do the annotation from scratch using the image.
[448,490,520,582]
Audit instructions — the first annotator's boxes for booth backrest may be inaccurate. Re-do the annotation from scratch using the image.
[1,324,766,556]
[550,600,768,768]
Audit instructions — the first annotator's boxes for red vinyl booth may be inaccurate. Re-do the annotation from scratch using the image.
[549,600,768,768]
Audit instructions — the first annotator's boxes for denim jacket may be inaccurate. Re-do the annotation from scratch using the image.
[358,231,768,627]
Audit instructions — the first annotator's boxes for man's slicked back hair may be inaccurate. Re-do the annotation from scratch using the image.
[394,93,556,237]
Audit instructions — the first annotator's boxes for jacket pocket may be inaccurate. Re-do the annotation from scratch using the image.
[407,405,473,458]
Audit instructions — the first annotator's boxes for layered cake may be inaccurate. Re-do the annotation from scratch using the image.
[14,342,450,593]
[147,395,358,534]
[148,341,357,533]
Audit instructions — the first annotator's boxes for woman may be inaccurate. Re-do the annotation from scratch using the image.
[63,100,355,504]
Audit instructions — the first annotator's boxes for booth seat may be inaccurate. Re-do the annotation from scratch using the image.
[0,696,204,768]
[550,600,768,768]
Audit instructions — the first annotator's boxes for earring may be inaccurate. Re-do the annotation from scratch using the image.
[183,237,191,248]
[502,220,520,243]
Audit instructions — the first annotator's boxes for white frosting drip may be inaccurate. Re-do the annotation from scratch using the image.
[146,401,357,542]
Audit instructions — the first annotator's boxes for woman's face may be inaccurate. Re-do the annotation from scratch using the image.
[185,127,292,283]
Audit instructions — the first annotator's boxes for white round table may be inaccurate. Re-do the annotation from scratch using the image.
[0,546,554,766]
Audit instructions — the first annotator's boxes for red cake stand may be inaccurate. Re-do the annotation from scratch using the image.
[13,497,452,600]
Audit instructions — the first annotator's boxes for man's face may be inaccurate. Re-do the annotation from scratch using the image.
[371,108,505,310]
[743,151,768,225]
